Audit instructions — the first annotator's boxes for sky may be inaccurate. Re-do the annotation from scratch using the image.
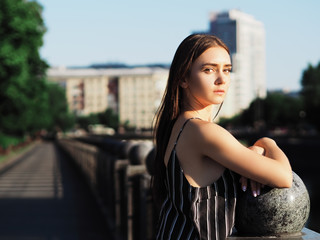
[37,0,320,91]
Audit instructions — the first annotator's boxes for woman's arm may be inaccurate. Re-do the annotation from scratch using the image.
[253,137,292,178]
[195,122,292,188]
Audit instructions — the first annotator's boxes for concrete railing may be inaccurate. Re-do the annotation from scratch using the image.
[57,137,320,240]
[57,137,156,240]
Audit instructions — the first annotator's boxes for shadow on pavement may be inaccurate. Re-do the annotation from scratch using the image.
[0,142,112,240]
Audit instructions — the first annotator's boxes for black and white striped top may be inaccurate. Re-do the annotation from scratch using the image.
[156,118,237,240]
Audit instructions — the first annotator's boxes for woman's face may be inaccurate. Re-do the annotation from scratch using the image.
[183,47,232,108]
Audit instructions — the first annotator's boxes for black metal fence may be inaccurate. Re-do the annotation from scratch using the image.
[57,137,157,240]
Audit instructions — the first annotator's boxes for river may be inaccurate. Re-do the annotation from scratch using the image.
[274,137,320,232]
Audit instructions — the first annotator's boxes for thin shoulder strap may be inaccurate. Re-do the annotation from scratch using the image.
[174,117,201,148]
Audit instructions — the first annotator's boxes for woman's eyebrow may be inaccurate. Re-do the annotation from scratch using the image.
[201,63,232,67]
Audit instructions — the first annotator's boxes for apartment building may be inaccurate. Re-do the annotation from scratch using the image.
[47,67,168,129]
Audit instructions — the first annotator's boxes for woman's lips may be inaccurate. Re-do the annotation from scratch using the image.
[214,90,225,95]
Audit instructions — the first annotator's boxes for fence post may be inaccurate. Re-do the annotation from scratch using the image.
[126,165,147,240]
[114,159,130,239]
[126,142,153,240]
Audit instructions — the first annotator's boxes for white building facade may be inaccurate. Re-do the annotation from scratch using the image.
[208,9,266,118]
[47,67,168,129]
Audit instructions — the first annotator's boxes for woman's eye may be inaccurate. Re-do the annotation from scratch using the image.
[204,68,214,73]
[224,68,232,73]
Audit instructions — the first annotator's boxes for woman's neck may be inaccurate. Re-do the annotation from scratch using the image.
[182,105,214,122]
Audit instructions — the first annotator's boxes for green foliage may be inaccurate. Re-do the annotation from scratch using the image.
[97,109,120,130]
[76,109,120,131]
[47,83,75,132]
[77,114,99,131]
[0,133,25,149]
[300,62,320,129]
[254,93,303,128]
[219,114,242,127]
[0,0,75,140]
[222,92,303,130]
[263,93,303,127]
[0,0,49,136]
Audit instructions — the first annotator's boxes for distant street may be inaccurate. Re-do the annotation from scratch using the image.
[0,142,112,240]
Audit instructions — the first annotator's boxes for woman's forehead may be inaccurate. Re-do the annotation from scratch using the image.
[196,47,231,65]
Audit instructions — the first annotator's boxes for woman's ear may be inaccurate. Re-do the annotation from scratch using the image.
[180,78,189,89]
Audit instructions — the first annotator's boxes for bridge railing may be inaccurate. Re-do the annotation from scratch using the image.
[56,136,320,240]
[56,137,156,240]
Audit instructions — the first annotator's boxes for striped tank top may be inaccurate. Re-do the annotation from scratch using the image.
[156,118,237,240]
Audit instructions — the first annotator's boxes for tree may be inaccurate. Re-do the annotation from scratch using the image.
[76,108,120,132]
[262,92,303,128]
[47,83,75,132]
[300,62,320,129]
[0,0,48,136]
[223,92,303,131]
[97,109,119,130]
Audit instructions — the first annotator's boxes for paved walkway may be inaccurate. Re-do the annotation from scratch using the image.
[0,142,112,240]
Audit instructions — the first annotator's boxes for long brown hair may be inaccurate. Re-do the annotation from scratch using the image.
[152,34,230,208]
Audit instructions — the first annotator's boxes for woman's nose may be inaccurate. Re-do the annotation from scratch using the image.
[215,72,227,85]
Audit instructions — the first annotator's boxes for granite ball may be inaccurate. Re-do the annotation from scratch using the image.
[128,142,153,165]
[145,147,156,176]
[235,171,310,237]
[118,140,137,159]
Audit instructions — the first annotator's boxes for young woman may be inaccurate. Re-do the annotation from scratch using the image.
[152,34,292,240]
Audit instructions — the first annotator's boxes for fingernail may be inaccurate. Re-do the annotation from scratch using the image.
[253,191,257,197]
[242,186,247,192]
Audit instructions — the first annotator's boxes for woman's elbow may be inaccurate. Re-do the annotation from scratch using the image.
[280,171,293,188]
[282,179,292,188]
[270,171,292,188]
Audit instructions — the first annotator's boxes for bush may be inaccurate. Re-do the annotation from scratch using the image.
[0,133,25,150]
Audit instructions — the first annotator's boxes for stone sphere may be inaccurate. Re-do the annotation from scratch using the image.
[145,147,156,176]
[128,142,153,165]
[118,140,137,159]
[235,171,310,237]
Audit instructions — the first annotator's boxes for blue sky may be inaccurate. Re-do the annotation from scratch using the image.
[37,0,320,91]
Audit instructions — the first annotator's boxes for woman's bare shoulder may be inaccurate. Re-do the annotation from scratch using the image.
[185,119,247,160]
[188,119,235,142]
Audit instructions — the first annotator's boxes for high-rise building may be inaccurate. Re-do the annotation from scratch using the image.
[207,9,266,118]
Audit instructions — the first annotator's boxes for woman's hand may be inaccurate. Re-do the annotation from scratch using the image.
[239,176,264,197]
[240,145,265,197]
